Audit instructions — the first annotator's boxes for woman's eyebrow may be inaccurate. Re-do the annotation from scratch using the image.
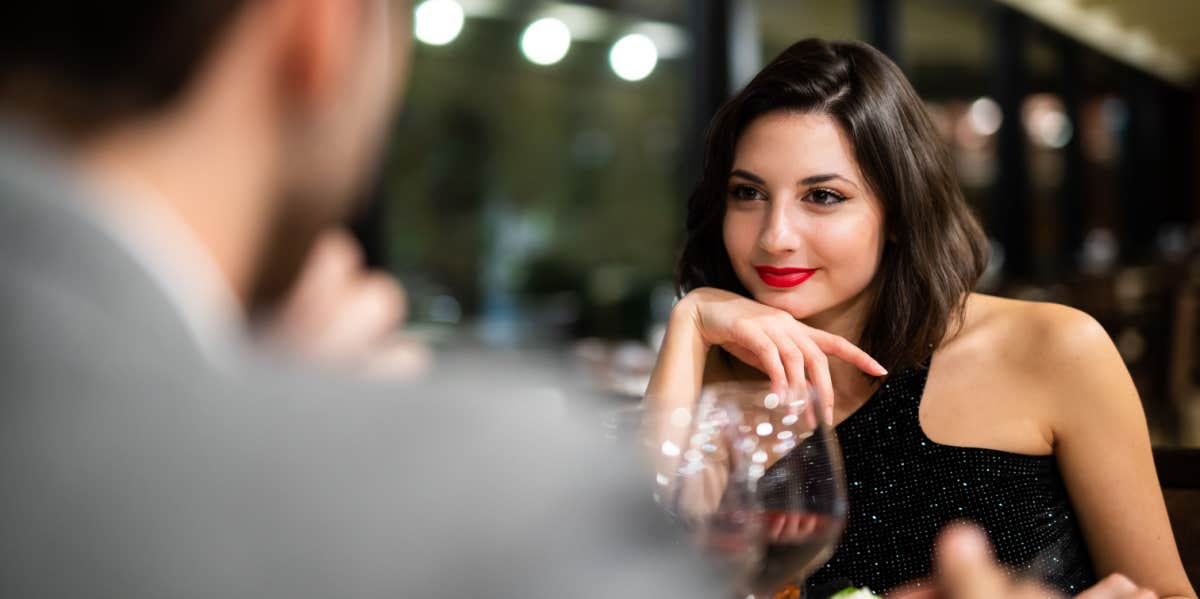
[729,169,765,184]
[730,169,861,191]
[800,173,859,190]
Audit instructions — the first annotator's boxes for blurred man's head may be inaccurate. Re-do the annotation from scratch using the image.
[0,0,412,309]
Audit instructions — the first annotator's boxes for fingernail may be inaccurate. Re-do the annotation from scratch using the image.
[943,526,988,565]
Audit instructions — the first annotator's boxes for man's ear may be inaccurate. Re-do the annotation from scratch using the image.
[278,0,364,112]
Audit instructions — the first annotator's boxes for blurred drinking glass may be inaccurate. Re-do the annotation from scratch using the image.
[662,381,847,598]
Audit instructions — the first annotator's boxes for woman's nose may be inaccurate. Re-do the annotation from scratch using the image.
[758,201,801,255]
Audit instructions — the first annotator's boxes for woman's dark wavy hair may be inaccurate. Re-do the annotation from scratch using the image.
[677,38,989,372]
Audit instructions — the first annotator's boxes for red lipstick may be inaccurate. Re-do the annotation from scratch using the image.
[755,266,817,288]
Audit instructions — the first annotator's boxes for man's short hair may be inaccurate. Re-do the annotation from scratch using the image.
[0,2,247,136]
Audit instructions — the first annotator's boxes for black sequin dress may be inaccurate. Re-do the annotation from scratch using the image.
[789,366,1097,596]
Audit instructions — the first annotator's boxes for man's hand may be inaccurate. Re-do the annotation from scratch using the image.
[892,523,1157,599]
[261,228,431,380]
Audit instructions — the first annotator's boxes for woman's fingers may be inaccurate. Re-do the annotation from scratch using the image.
[728,327,810,404]
[780,513,818,541]
[717,312,886,412]
[796,335,835,423]
[738,327,788,394]
[772,333,809,406]
[767,512,786,540]
[812,330,887,377]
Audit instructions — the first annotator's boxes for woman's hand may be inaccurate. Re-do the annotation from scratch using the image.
[679,287,886,418]
[641,287,883,484]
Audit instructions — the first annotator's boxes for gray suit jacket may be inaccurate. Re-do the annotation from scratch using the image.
[0,124,716,598]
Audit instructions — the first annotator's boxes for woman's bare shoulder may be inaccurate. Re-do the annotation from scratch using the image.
[960,294,1112,361]
[951,293,1123,396]
[922,294,1124,452]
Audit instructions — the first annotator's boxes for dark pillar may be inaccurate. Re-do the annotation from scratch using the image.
[684,0,731,191]
[862,0,900,67]
[1120,69,1167,260]
[1057,34,1085,275]
[990,6,1031,280]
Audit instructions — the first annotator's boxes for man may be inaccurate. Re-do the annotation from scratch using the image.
[895,525,1160,599]
[0,1,712,596]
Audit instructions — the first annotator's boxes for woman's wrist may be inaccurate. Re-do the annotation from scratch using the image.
[669,291,710,352]
[643,292,711,410]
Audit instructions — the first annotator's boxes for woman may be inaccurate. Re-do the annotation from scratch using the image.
[644,38,1194,598]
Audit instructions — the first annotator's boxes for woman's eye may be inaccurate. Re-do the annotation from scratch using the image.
[729,185,764,201]
[807,188,847,206]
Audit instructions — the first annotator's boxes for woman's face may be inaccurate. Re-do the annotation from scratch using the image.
[722,111,886,326]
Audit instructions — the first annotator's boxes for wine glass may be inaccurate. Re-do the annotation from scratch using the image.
[657,390,764,592]
[738,381,847,598]
[663,382,847,598]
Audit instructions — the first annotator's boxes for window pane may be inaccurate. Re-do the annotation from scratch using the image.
[383,1,690,343]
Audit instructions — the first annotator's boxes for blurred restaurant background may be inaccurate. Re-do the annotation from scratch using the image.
[356,0,1200,450]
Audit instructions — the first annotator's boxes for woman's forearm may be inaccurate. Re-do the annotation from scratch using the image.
[642,295,710,483]
[645,295,709,412]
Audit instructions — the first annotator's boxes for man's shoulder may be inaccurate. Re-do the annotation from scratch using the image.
[1,347,719,598]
